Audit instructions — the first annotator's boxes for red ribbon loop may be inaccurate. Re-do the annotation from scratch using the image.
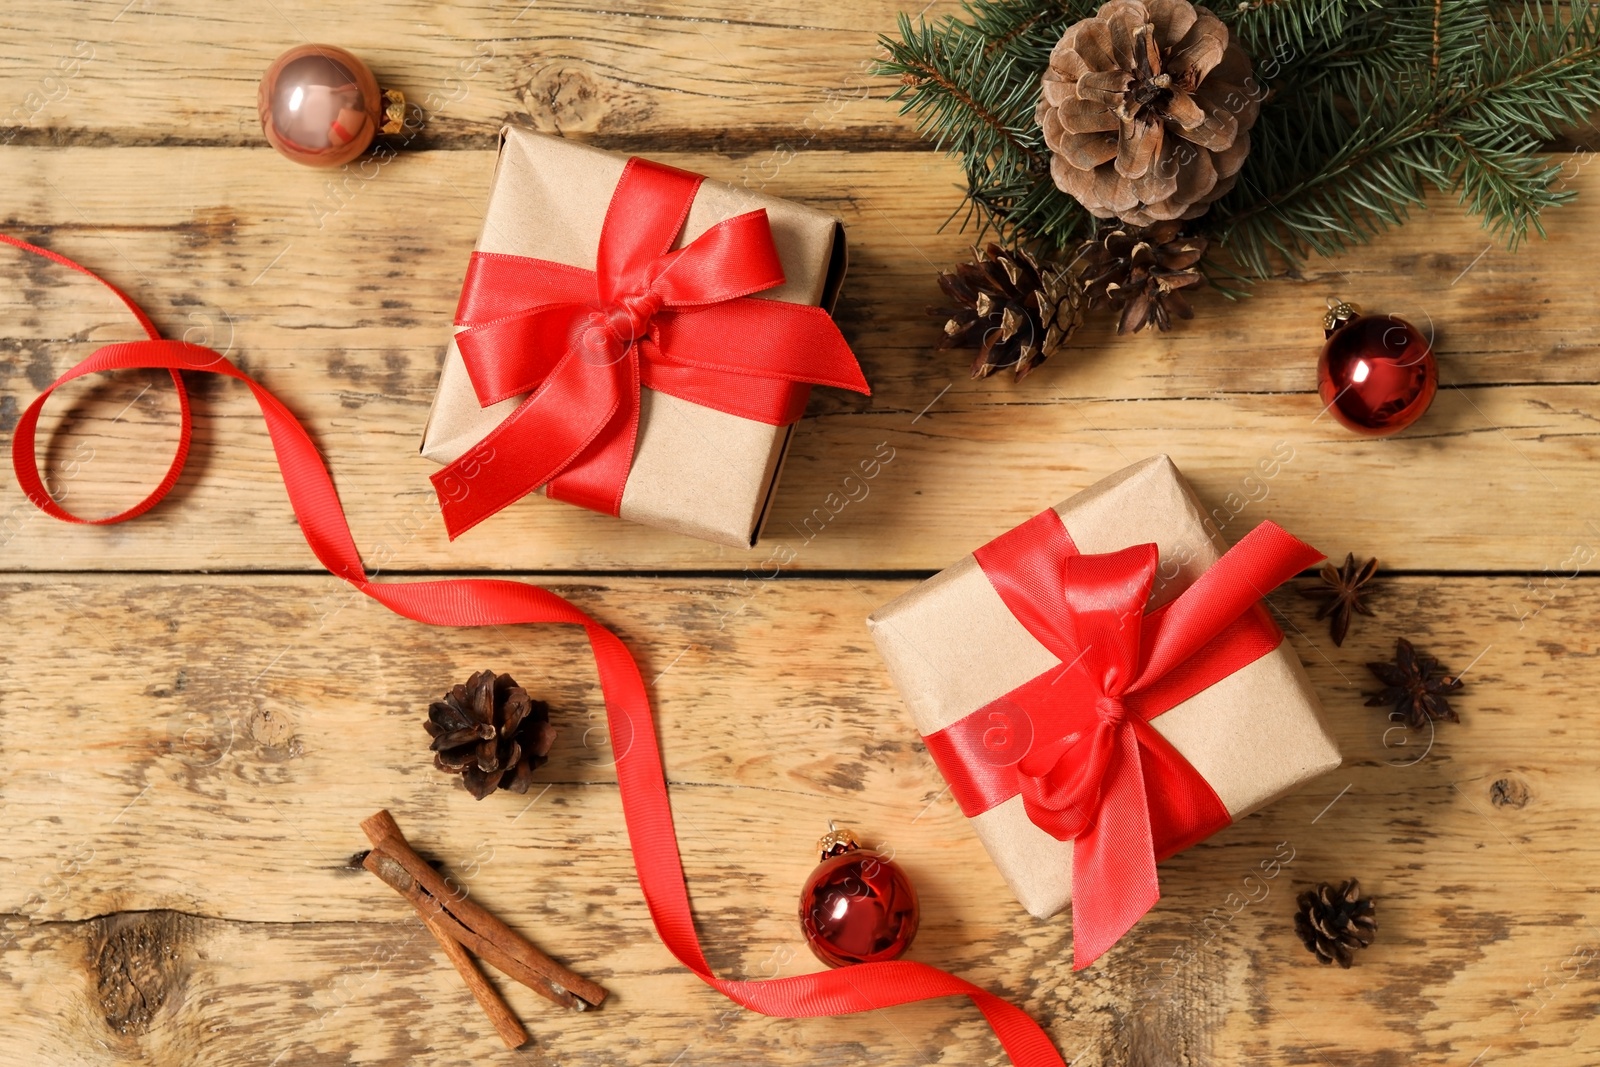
[949,507,1324,968]
[429,157,869,539]
[4,233,1063,1067]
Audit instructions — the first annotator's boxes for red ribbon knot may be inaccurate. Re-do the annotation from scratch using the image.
[1016,689,1133,841]
[1094,695,1127,726]
[925,509,1324,968]
[601,287,665,350]
[430,157,870,538]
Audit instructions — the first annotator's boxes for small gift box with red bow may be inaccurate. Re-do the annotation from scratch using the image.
[867,456,1341,968]
[420,128,869,547]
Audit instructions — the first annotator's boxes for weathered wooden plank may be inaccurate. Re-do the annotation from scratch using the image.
[5,911,1028,1067]
[2,147,1595,393]
[1,572,1596,1064]
[7,877,1597,1067]
[0,0,933,150]
[4,370,1600,576]
[2,148,1599,573]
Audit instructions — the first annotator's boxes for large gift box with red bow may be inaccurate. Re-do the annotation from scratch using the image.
[420,128,869,547]
[867,455,1341,968]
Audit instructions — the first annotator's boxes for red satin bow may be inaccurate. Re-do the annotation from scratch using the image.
[3,233,1063,1067]
[928,509,1323,968]
[430,157,870,538]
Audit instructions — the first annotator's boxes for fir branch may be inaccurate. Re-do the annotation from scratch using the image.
[874,11,1046,166]
[1213,0,1600,271]
[1449,136,1572,241]
[892,55,1043,166]
[875,1,1091,246]
[973,0,1082,57]
[878,0,1600,280]
[1223,0,1384,70]
[1432,0,1444,79]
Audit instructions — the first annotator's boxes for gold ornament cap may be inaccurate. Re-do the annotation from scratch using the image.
[817,824,862,860]
[1323,299,1362,337]
[379,88,407,135]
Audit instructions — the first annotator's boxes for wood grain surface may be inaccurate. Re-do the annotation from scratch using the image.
[5,145,1600,573]
[3,2,1599,1065]
[2,574,1592,1066]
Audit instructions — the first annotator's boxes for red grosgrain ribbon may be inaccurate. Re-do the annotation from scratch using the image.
[432,157,870,538]
[923,509,1323,968]
[3,233,1061,1067]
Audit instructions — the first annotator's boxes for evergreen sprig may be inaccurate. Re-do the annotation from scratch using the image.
[876,2,1095,248]
[875,0,1600,282]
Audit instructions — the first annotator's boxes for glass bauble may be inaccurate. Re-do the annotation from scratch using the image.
[259,44,381,167]
[799,827,919,968]
[1317,309,1437,435]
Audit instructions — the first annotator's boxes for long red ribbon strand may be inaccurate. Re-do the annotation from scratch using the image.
[2,233,1064,1066]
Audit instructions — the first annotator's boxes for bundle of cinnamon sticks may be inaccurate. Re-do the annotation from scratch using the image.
[360,809,608,1048]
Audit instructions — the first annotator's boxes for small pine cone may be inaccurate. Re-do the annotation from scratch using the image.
[934,243,1086,381]
[1079,222,1206,333]
[426,670,557,800]
[1294,879,1377,968]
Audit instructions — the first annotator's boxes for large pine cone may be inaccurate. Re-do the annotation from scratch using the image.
[1036,0,1258,225]
[935,244,1086,381]
[426,670,557,800]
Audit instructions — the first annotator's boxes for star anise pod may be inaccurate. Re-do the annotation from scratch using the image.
[1302,553,1378,646]
[1365,638,1462,729]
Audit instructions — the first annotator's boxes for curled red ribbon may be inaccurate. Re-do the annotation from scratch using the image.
[924,508,1324,968]
[431,157,870,538]
[3,234,1063,1067]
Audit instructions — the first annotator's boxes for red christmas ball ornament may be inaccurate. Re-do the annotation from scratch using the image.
[799,826,919,968]
[258,45,406,167]
[1316,301,1438,435]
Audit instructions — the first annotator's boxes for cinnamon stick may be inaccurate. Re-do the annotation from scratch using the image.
[363,848,580,1010]
[361,809,609,1009]
[422,913,530,1049]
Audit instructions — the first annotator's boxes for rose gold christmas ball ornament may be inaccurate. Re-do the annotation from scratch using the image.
[258,45,404,167]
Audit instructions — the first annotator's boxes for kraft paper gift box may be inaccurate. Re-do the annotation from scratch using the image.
[420,127,851,549]
[866,455,1342,924]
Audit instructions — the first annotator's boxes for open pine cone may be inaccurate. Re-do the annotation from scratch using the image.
[426,670,557,800]
[1079,222,1206,332]
[1036,0,1258,225]
[934,244,1086,380]
[1294,879,1377,968]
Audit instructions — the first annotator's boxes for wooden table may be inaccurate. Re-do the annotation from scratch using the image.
[3,3,1599,1064]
